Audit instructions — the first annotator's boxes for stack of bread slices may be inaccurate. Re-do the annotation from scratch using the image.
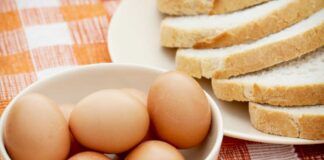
[158,0,324,140]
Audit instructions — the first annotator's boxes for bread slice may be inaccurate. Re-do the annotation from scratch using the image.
[158,0,213,16]
[212,47,324,106]
[161,0,323,48]
[157,0,269,16]
[210,0,269,15]
[249,102,324,140]
[176,9,324,79]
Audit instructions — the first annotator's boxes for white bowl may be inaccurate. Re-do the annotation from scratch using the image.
[0,64,223,160]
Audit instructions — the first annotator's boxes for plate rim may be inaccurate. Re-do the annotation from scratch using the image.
[108,0,125,64]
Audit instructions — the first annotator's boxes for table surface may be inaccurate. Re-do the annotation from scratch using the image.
[0,0,323,159]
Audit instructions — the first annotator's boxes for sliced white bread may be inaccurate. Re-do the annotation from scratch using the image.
[161,0,323,48]
[157,0,269,16]
[212,47,324,106]
[249,102,324,140]
[176,9,324,79]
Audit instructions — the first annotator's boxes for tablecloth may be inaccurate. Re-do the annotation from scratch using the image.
[0,0,323,159]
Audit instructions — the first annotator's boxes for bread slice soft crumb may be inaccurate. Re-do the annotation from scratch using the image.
[161,0,323,48]
[176,9,324,79]
[249,102,324,140]
[212,48,324,106]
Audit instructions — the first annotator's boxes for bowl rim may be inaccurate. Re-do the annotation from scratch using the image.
[0,63,223,160]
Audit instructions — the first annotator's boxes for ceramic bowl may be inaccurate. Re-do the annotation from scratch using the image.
[0,63,223,160]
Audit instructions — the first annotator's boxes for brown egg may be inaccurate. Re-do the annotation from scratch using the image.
[68,151,111,160]
[4,93,70,160]
[117,124,158,159]
[59,104,86,156]
[121,88,155,142]
[70,89,149,153]
[125,140,185,160]
[122,88,147,106]
[148,71,211,148]
[117,88,157,159]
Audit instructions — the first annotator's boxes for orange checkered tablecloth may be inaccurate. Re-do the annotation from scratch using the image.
[0,0,323,159]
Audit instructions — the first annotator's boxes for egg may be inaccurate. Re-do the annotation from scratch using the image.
[122,88,147,106]
[121,88,155,141]
[125,140,184,160]
[117,88,156,157]
[117,124,158,160]
[68,151,111,160]
[148,71,211,148]
[59,104,86,156]
[4,93,70,160]
[70,89,149,153]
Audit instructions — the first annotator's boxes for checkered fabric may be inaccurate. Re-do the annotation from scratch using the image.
[0,0,323,159]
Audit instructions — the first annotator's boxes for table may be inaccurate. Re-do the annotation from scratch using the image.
[0,0,323,159]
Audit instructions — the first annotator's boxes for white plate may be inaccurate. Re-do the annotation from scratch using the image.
[108,0,324,145]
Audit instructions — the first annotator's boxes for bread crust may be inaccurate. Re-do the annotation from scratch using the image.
[176,19,324,79]
[249,102,324,140]
[157,0,269,15]
[249,103,299,138]
[299,115,324,140]
[157,0,213,16]
[212,80,324,106]
[161,0,323,48]
[211,0,269,14]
